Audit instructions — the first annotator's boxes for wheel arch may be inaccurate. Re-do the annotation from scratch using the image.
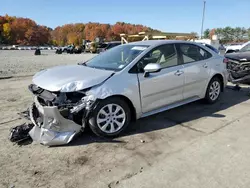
[100,95,137,122]
[211,73,224,92]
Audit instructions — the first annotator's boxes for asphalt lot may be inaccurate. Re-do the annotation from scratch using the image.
[0,51,250,188]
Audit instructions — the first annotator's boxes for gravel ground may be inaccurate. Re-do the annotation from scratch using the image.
[0,50,96,77]
[1,51,250,188]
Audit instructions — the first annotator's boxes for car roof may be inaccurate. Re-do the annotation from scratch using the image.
[107,41,121,44]
[127,40,198,47]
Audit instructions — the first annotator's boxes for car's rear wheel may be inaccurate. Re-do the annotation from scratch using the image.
[88,97,131,137]
[205,77,222,104]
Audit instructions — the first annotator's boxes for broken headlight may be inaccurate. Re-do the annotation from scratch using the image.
[70,95,96,114]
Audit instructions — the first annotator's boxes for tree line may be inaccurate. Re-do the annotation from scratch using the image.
[0,15,158,46]
[204,27,250,44]
[0,15,51,46]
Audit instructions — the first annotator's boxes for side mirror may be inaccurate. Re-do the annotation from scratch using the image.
[144,63,162,73]
[143,63,161,77]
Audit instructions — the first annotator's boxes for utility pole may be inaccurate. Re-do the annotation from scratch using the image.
[200,1,206,39]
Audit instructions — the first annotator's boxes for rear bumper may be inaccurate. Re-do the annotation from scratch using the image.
[29,97,82,146]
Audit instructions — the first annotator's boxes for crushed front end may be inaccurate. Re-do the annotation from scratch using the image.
[227,58,250,84]
[28,84,96,146]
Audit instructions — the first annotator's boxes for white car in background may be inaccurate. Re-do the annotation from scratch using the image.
[225,41,250,53]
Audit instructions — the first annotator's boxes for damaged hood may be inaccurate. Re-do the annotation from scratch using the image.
[225,51,250,62]
[33,65,114,92]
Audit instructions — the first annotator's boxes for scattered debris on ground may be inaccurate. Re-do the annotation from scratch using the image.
[9,123,34,144]
[232,84,241,91]
[17,108,30,120]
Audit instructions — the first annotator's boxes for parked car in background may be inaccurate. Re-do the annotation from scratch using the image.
[66,45,75,54]
[29,40,227,145]
[84,42,92,53]
[97,41,122,53]
[17,46,24,50]
[218,44,226,51]
[225,42,245,53]
[62,45,74,53]
[51,46,58,50]
[73,46,83,54]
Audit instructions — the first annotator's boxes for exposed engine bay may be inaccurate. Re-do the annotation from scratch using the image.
[28,84,97,146]
[227,59,250,84]
[225,51,250,84]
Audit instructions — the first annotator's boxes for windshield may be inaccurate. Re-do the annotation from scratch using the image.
[240,43,250,52]
[86,44,149,71]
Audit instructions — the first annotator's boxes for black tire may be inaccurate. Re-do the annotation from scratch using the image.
[204,77,222,104]
[88,97,131,137]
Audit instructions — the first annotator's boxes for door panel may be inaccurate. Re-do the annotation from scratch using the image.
[177,43,211,99]
[182,60,210,99]
[138,65,184,113]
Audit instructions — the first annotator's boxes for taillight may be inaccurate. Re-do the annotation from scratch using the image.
[223,58,229,63]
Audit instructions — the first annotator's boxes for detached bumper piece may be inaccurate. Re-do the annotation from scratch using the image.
[29,97,82,146]
[9,123,34,143]
[29,126,78,146]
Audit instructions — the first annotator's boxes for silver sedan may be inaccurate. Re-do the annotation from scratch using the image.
[29,40,228,145]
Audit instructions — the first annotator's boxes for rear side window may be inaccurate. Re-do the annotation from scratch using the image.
[179,44,212,64]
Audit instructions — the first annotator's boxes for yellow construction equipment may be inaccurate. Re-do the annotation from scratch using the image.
[120,31,197,44]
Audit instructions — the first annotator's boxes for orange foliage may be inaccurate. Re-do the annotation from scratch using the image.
[52,22,156,46]
[0,14,51,45]
[209,28,216,39]
[0,15,158,46]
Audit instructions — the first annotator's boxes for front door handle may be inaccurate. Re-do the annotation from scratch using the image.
[174,70,184,76]
[203,63,208,68]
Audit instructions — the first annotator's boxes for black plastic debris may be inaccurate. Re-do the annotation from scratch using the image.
[232,85,241,91]
[9,123,34,143]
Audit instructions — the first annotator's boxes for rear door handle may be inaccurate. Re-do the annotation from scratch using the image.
[203,63,208,68]
[174,70,184,76]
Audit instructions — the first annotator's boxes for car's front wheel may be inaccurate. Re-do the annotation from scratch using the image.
[88,97,131,137]
[205,77,222,104]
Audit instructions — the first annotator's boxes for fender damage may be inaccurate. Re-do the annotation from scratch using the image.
[28,76,115,146]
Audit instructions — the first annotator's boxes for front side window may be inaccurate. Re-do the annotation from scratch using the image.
[180,44,212,64]
[86,44,148,71]
[139,44,178,70]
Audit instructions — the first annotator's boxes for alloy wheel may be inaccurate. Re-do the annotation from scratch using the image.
[96,104,126,134]
[209,81,221,101]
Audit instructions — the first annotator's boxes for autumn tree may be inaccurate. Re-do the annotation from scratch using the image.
[3,23,11,42]
[0,14,158,46]
[0,15,51,45]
